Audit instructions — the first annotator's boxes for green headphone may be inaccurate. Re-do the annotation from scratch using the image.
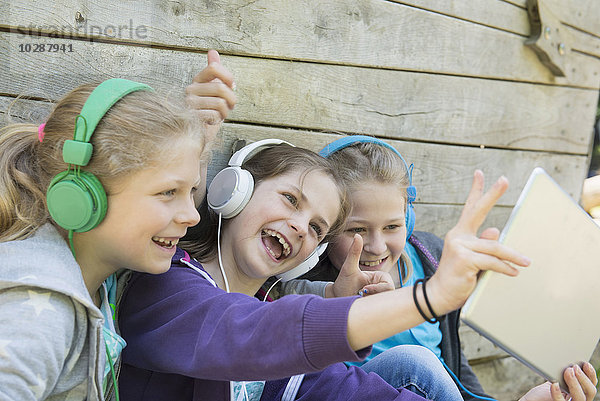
[46,78,153,232]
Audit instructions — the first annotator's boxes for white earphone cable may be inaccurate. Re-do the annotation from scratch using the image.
[217,213,230,293]
[219,212,248,401]
[263,277,283,302]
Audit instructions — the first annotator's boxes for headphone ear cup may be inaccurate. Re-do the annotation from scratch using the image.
[405,202,415,239]
[46,170,107,232]
[207,166,254,219]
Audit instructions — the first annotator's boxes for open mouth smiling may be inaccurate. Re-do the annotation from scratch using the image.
[359,256,388,269]
[261,229,292,261]
[152,236,179,249]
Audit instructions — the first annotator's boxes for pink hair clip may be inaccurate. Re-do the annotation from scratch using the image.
[37,123,46,143]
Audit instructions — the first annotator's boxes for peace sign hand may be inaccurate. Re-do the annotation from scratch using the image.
[427,170,531,315]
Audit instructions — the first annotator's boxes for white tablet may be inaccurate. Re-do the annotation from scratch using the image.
[460,167,600,390]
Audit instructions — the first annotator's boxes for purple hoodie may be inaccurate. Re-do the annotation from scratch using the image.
[118,248,426,401]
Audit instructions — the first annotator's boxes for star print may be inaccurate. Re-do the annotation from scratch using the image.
[16,275,38,282]
[22,291,56,316]
[0,339,10,358]
[64,381,87,401]
[30,374,46,399]
[65,351,79,373]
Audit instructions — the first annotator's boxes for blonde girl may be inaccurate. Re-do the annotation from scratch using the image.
[0,78,206,400]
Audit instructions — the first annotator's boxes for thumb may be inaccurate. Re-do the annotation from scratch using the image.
[339,234,363,277]
[207,49,221,66]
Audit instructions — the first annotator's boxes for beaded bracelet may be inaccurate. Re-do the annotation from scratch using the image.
[413,278,445,324]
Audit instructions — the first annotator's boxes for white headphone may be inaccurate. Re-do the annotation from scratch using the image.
[276,242,327,282]
[207,138,327,282]
[208,138,289,218]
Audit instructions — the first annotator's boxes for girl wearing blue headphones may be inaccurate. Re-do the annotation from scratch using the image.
[279,136,598,401]
[0,50,233,400]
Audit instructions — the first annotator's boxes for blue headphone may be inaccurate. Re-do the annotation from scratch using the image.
[319,135,416,239]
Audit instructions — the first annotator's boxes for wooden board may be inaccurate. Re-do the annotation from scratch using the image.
[2,0,599,397]
[0,96,52,125]
[0,96,585,237]
[2,0,599,88]
[391,0,600,56]
[215,124,589,205]
[471,356,547,400]
[1,33,597,155]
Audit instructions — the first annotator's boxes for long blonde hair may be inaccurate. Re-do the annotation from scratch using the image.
[326,140,413,285]
[0,83,205,241]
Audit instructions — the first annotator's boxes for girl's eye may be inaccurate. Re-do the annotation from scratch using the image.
[347,227,365,234]
[283,193,298,207]
[310,223,323,238]
[160,189,176,197]
[385,224,401,230]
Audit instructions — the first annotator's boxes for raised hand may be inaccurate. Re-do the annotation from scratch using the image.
[328,234,395,298]
[427,170,531,314]
[185,49,237,132]
[519,363,597,401]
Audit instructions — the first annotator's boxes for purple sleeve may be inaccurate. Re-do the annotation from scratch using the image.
[263,364,428,401]
[119,263,370,381]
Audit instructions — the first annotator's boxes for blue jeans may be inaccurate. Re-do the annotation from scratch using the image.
[361,345,463,401]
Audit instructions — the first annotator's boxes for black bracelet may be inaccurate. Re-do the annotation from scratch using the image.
[421,278,446,323]
[414,278,445,324]
[413,279,436,323]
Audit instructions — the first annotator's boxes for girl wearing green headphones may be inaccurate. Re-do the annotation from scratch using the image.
[0,50,234,400]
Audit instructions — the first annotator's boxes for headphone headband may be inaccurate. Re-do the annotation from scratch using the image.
[228,138,294,167]
[320,135,417,239]
[64,79,153,166]
[320,135,415,202]
[320,134,400,158]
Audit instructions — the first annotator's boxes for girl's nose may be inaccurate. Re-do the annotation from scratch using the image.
[363,231,386,255]
[176,198,201,227]
[288,217,308,239]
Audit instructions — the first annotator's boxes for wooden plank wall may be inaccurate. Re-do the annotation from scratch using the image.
[1,1,599,399]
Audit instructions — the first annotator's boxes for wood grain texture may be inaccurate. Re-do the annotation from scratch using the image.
[0,96,53,125]
[460,325,507,361]
[1,33,597,155]
[0,94,587,211]
[1,0,599,395]
[473,0,600,39]
[2,0,600,88]
[540,0,600,39]
[391,0,600,59]
[471,356,547,400]
[215,124,589,205]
